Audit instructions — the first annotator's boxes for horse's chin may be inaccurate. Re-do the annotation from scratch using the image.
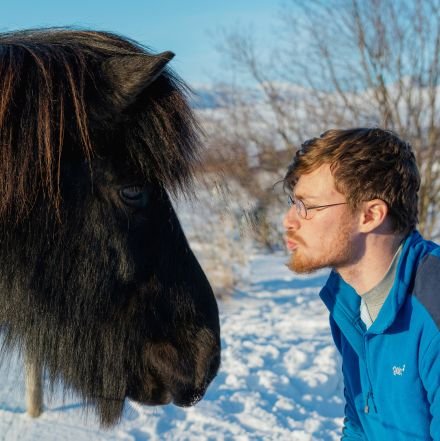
[128,389,172,406]
[147,393,173,406]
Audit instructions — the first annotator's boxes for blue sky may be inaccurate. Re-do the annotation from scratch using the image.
[1,0,281,86]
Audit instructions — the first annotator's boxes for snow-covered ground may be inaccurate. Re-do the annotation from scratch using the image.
[0,253,345,441]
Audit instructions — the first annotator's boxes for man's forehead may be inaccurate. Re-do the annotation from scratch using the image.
[294,164,340,199]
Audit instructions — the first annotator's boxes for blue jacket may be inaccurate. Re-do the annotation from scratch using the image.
[320,231,440,440]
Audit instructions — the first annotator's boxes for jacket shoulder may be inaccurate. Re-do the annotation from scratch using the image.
[413,251,440,328]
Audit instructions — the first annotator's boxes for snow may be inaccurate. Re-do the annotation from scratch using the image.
[0,253,345,440]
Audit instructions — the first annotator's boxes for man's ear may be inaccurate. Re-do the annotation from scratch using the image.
[358,199,389,233]
[102,51,175,112]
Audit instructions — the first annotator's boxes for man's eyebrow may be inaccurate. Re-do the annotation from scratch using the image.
[294,192,318,201]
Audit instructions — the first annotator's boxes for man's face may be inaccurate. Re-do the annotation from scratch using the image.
[283,164,360,273]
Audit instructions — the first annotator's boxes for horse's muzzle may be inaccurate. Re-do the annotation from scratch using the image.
[172,348,220,407]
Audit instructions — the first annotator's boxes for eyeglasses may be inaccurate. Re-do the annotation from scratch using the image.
[288,195,348,219]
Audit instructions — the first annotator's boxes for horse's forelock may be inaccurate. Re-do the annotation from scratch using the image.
[0,28,201,221]
[0,30,95,221]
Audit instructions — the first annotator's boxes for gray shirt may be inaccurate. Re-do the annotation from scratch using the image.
[360,245,403,329]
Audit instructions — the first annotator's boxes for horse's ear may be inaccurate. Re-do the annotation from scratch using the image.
[102,51,175,111]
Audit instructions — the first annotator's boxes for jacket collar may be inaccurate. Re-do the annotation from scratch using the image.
[319,231,434,352]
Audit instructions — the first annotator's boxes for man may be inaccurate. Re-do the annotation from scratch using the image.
[283,128,439,440]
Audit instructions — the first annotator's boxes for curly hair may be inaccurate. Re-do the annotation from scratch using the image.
[284,128,420,234]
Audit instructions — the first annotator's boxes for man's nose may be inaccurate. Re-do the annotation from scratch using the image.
[283,206,300,231]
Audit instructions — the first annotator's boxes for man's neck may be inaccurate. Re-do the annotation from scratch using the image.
[336,233,404,295]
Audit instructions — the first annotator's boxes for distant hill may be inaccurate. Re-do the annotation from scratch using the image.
[189,87,227,109]
[189,85,266,109]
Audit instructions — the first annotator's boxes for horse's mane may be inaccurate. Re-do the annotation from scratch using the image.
[0,28,201,221]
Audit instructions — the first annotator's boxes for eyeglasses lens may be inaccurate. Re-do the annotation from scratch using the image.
[288,196,307,219]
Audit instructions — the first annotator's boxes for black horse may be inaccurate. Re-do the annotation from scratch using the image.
[0,28,220,426]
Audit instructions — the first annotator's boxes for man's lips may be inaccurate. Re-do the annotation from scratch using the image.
[285,232,304,251]
[285,238,301,251]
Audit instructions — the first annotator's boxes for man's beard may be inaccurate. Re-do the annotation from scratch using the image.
[287,217,355,274]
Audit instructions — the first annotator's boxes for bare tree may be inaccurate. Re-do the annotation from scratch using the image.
[212,0,440,239]
[199,97,291,250]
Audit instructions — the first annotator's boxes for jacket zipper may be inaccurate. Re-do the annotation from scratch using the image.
[364,391,370,414]
[363,333,377,414]
[364,390,377,414]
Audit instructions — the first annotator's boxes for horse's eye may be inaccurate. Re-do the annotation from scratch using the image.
[119,185,148,208]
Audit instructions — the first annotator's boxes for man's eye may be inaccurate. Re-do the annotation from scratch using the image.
[119,186,148,208]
